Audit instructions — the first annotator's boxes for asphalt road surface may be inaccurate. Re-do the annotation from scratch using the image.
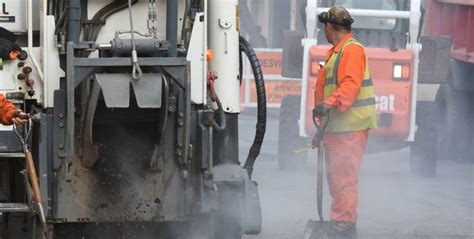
[239,111,474,239]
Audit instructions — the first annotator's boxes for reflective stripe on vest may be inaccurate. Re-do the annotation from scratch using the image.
[323,38,377,132]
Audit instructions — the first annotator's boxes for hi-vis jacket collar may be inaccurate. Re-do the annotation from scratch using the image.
[327,33,353,56]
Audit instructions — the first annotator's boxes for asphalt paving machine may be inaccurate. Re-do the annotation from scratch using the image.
[0,0,266,238]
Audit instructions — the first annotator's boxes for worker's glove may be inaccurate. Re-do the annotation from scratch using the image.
[311,132,322,148]
[312,103,331,118]
[12,109,29,126]
[0,38,21,60]
[0,27,21,60]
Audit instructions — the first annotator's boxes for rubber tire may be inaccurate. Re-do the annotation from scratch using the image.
[410,101,438,177]
[435,84,471,162]
[278,95,307,170]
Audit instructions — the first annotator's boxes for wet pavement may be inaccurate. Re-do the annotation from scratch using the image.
[239,112,474,239]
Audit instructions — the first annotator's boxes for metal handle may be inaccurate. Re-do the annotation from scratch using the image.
[317,146,324,221]
[312,114,330,144]
[14,118,48,233]
[13,118,33,149]
[314,114,329,222]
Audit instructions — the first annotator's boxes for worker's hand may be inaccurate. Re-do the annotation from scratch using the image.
[0,38,21,60]
[311,133,322,148]
[312,103,331,118]
[12,109,28,126]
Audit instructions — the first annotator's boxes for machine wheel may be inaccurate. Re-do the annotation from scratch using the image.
[435,84,471,162]
[410,101,438,177]
[278,95,307,170]
[213,183,243,239]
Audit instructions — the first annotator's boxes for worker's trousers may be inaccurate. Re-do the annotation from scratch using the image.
[324,130,368,223]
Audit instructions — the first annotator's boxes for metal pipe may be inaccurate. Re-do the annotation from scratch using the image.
[66,42,75,182]
[96,43,113,50]
[110,38,163,55]
[166,0,178,56]
[316,8,411,19]
[208,0,240,113]
[67,0,81,43]
[299,0,318,137]
[0,203,31,213]
[406,0,422,142]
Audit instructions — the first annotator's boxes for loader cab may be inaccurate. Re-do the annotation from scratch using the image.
[299,0,418,144]
[292,0,423,151]
[279,0,450,176]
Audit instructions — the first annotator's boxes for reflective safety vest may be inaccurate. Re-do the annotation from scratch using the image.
[323,38,377,132]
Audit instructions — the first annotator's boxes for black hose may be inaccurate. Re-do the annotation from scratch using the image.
[78,0,137,57]
[88,0,132,41]
[159,76,170,143]
[54,10,67,35]
[54,0,67,34]
[212,97,226,132]
[240,36,266,178]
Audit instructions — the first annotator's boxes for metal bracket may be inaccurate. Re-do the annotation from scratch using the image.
[66,42,189,180]
[53,90,66,171]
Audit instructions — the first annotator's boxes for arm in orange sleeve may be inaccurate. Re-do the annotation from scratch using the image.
[314,67,326,106]
[0,94,17,125]
[323,44,366,112]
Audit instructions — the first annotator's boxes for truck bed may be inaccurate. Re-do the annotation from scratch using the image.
[426,0,474,63]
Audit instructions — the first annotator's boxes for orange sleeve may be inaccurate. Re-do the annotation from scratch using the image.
[0,94,17,125]
[323,44,366,112]
[314,67,326,106]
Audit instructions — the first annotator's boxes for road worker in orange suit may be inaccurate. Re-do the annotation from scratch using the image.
[0,27,29,126]
[312,6,377,239]
[0,96,28,126]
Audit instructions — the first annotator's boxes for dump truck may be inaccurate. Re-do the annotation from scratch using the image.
[421,0,474,168]
[0,0,266,238]
[278,0,461,176]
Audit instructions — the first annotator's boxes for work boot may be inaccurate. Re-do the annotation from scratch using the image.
[330,221,358,239]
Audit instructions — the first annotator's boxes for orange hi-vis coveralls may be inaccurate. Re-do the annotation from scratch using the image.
[314,33,377,223]
[0,94,18,125]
